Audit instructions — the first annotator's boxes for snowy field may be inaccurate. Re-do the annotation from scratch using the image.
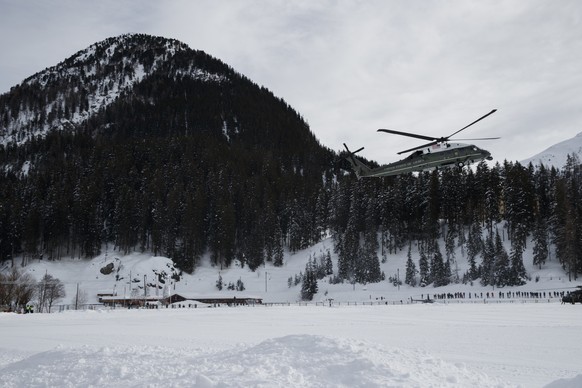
[2,236,582,387]
[1,303,581,387]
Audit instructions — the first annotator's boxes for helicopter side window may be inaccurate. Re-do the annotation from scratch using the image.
[406,150,423,160]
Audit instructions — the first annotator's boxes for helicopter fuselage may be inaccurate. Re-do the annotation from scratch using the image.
[347,142,492,178]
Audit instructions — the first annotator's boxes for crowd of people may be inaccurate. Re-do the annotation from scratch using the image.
[418,290,566,301]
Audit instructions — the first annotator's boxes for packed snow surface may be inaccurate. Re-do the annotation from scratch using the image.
[3,236,582,387]
[1,304,581,387]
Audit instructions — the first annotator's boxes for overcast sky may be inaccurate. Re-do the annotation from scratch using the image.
[1,0,581,164]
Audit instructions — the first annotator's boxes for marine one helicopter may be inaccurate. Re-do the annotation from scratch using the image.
[344,109,499,178]
[561,286,582,304]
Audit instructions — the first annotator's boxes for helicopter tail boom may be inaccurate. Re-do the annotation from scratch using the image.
[343,143,371,179]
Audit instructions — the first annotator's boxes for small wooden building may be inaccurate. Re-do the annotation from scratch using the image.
[164,293,263,306]
[99,295,164,308]
[99,293,262,307]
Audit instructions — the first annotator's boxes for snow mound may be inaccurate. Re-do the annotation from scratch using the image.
[544,374,582,388]
[0,335,509,387]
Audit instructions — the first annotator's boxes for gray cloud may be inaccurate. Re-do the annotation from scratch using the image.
[1,0,581,164]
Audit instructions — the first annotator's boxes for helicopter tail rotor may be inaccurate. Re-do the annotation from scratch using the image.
[343,143,370,179]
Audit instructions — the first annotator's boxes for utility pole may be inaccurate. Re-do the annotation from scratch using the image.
[75,283,79,310]
[129,270,132,298]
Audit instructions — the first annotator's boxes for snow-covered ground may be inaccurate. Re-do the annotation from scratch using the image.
[2,236,582,387]
[6,236,580,307]
[1,304,581,387]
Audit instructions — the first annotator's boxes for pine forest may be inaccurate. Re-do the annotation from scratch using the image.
[1,34,581,290]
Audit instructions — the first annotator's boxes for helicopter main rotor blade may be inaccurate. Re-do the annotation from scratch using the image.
[447,109,497,139]
[377,128,437,142]
[453,137,501,141]
[397,141,438,155]
[379,109,497,155]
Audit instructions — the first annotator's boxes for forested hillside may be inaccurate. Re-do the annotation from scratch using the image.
[1,34,580,287]
[0,34,337,272]
[329,157,582,287]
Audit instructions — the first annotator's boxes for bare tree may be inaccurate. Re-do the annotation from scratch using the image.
[37,274,65,313]
[0,267,37,311]
[0,272,10,307]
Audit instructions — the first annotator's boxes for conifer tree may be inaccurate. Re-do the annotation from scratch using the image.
[532,217,549,269]
[272,223,285,267]
[418,248,430,287]
[357,229,383,284]
[314,188,329,241]
[356,199,383,284]
[552,177,576,278]
[466,220,482,280]
[509,247,527,286]
[325,250,333,275]
[445,226,456,261]
[484,163,502,232]
[504,162,535,247]
[430,241,448,287]
[493,230,510,286]
[301,260,318,301]
[337,199,359,281]
[405,244,417,286]
[480,232,495,286]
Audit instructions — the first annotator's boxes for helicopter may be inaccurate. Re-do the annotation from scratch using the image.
[344,109,499,178]
[561,286,582,304]
[410,297,435,304]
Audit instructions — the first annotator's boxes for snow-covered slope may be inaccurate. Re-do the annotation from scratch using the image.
[520,131,582,169]
[1,297,581,387]
[6,234,578,307]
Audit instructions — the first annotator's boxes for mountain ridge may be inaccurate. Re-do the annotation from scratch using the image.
[1,34,231,147]
[520,131,582,169]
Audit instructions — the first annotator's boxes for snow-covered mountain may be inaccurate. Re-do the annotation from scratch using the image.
[520,131,582,169]
[0,34,226,147]
[0,33,336,273]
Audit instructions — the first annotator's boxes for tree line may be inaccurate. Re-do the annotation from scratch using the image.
[1,34,581,291]
[1,129,581,288]
[329,155,582,288]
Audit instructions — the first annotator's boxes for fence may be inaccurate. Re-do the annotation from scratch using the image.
[44,297,563,313]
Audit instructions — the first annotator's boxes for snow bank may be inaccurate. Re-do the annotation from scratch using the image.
[1,335,509,388]
[1,304,580,387]
[544,375,582,388]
